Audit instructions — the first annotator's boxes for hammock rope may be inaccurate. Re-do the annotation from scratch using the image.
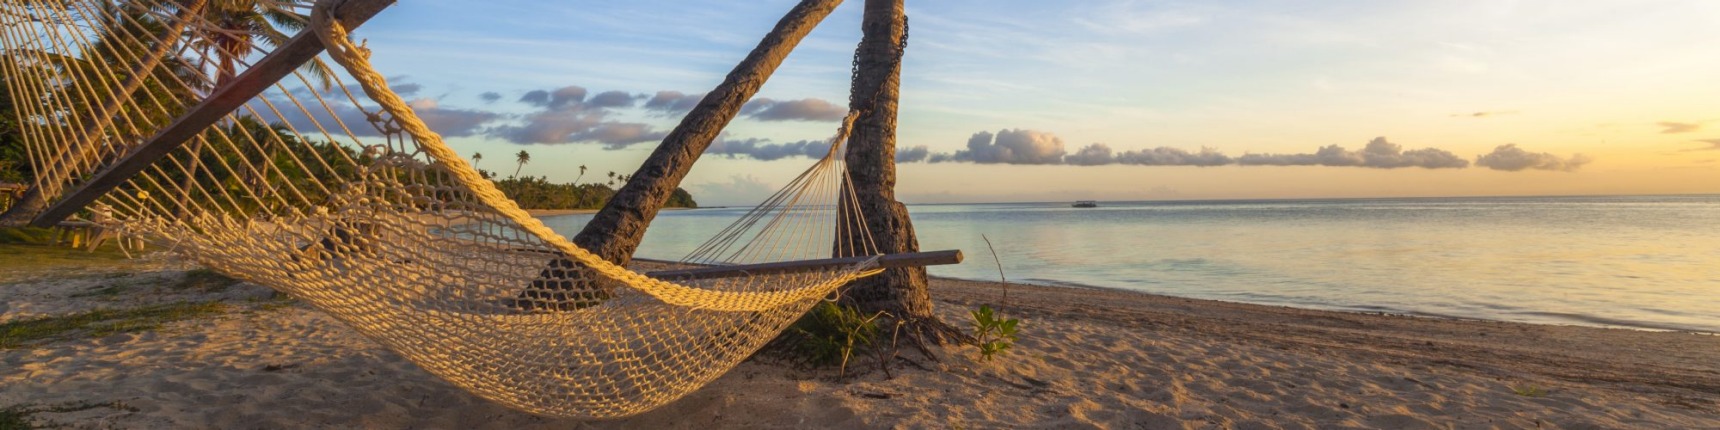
[0,0,934,418]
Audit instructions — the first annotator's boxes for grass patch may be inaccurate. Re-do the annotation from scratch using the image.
[0,400,138,429]
[0,227,56,245]
[171,268,239,292]
[0,240,136,283]
[0,302,225,349]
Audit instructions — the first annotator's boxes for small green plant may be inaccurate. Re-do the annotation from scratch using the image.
[1511,384,1548,397]
[970,304,1020,361]
[782,301,882,376]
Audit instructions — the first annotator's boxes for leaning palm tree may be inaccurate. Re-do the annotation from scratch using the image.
[574,164,586,184]
[512,150,530,178]
[471,152,483,169]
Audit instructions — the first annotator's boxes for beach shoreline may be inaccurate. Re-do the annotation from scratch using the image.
[2,254,1716,428]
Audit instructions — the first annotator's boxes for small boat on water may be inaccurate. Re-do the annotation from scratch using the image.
[1072,200,1098,208]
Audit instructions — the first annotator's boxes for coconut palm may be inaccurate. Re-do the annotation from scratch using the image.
[471,152,483,169]
[186,0,335,89]
[512,150,530,178]
[574,164,586,184]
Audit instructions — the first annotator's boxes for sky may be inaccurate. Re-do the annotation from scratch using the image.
[323,0,1720,205]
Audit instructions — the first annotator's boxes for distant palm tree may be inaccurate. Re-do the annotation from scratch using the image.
[471,152,482,169]
[574,165,587,184]
[513,150,530,178]
[607,171,615,181]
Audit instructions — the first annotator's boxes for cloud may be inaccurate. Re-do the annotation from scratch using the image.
[705,137,830,161]
[519,86,588,110]
[393,83,422,97]
[895,145,930,163]
[1237,137,1467,169]
[401,98,502,137]
[1474,144,1591,171]
[587,90,638,109]
[1658,121,1701,134]
[570,122,667,148]
[644,91,705,114]
[945,129,1067,164]
[1063,143,1114,165]
[485,109,606,144]
[1115,146,1234,166]
[478,92,502,104]
[743,98,847,122]
[1689,139,1720,151]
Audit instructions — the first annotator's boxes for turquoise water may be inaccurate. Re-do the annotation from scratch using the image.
[541,195,1720,333]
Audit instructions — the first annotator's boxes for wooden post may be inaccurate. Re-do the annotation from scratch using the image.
[28,0,398,227]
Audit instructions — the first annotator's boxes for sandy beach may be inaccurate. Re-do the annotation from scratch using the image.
[2,252,1716,429]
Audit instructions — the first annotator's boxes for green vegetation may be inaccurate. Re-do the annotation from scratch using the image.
[0,302,224,349]
[780,301,884,376]
[0,400,137,430]
[970,304,1021,361]
[491,176,697,210]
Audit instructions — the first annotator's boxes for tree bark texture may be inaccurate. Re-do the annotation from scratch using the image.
[570,0,844,264]
[836,0,964,344]
[517,0,845,307]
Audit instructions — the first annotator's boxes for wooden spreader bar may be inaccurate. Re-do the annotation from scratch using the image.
[646,249,963,280]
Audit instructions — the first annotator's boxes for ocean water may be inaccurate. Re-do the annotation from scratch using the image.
[541,195,1720,333]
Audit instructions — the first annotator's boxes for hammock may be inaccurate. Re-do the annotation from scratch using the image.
[0,0,949,418]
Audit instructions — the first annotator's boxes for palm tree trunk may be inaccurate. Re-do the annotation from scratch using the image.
[570,0,844,264]
[836,0,965,345]
[0,0,207,226]
[511,0,844,309]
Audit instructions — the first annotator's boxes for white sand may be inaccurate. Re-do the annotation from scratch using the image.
[3,255,1717,429]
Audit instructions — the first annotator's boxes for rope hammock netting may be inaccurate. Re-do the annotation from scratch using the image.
[0,0,946,418]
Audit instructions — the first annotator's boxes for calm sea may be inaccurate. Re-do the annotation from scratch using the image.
[541,195,1720,333]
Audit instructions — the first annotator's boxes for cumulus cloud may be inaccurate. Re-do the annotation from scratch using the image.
[485,109,605,144]
[1063,143,1114,166]
[743,98,847,122]
[943,129,1067,164]
[706,137,831,161]
[479,92,502,104]
[519,86,588,110]
[644,91,705,114]
[570,122,667,148]
[1116,146,1233,166]
[587,90,638,109]
[895,145,930,163]
[1237,137,1467,169]
[1474,144,1591,171]
[1659,122,1701,134]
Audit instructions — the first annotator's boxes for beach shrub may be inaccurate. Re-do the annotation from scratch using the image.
[781,301,883,375]
[970,304,1020,361]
